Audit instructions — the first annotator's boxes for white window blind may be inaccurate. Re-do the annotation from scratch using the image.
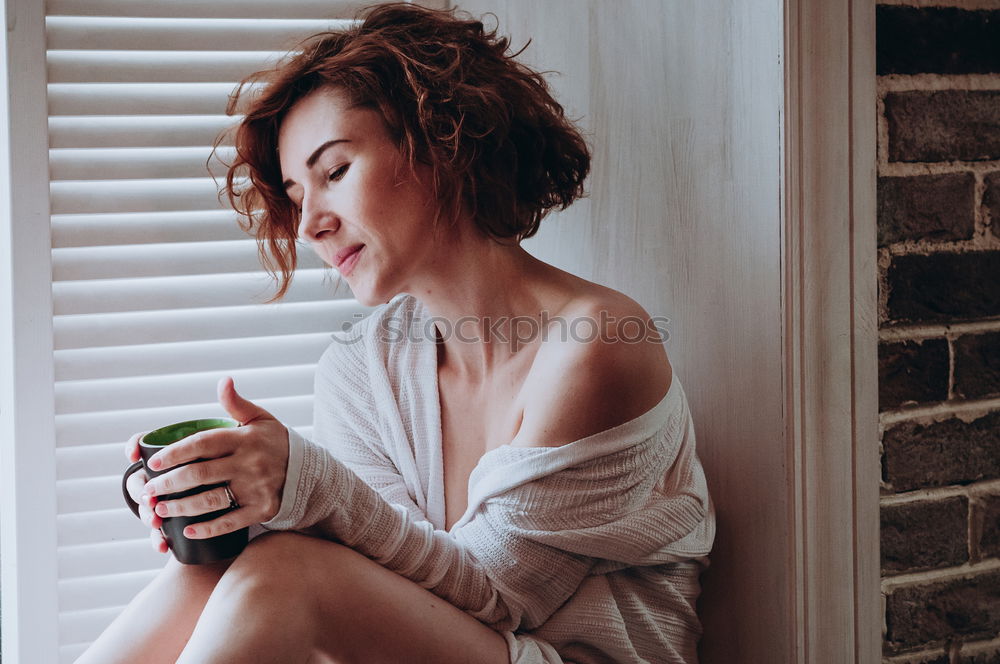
[3,1,417,662]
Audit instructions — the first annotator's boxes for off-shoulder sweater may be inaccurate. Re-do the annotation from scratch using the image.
[262,293,715,663]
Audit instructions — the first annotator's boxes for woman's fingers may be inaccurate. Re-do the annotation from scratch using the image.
[149,528,167,554]
[144,457,233,498]
[126,462,165,533]
[146,427,235,472]
[154,485,233,519]
[124,431,145,463]
[126,467,149,504]
[181,506,252,540]
[138,497,162,530]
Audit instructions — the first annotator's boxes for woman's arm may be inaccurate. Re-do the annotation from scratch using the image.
[261,319,701,633]
[264,430,597,632]
[261,339,595,631]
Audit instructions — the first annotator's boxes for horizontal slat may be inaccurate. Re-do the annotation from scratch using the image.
[54,239,259,280]
[52,268,352,315]
[46,16,351,51]
[48,50,286,84]
[51,210,249,248]
[57,441,127,482]
[58,604,125,649]
[55,395,315,448]
[55,364,316,414]
[50,177,227,214]
[58,475,126,515]
[58,507,146,547]
[49,146,234,180]
[48,82,247,116]
[49,115,237,148]
[52,239,332,281]
[59,569,159,612]
[59,537,168,580]
[47,0,370,19]
[54,298,366,349]
[55,331,332,381]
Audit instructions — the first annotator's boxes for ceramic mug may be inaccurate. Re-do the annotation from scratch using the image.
[122,418,248,564]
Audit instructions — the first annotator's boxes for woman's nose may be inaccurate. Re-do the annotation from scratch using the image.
[297,193,339,242]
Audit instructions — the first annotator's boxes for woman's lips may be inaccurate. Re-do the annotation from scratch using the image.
[335,245,364,276]
[333,244,364,267]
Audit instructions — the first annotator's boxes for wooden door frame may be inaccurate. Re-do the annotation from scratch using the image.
[0,0,882,661]
[1,0,60,662]
[783,0,880,661]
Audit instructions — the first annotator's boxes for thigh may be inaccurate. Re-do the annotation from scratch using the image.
[241,532,510,664]
[76,556,231,664]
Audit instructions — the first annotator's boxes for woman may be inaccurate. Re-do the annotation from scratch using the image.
[79,4,714,663]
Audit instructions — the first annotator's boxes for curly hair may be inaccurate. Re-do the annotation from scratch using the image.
[221,2,591,299]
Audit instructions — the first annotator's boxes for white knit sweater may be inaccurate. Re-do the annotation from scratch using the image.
[263,293,715,663]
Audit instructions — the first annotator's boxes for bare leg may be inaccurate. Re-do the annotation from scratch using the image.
[177,532,510,664]
[74,556,231,664]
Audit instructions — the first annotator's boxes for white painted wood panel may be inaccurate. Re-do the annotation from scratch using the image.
[785,0,880,661]
[1,1,61,662]
[456,1,790,660]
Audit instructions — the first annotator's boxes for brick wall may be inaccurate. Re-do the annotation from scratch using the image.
[877,3,1000,663]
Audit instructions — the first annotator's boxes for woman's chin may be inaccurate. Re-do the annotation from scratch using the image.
[350,286,395,308]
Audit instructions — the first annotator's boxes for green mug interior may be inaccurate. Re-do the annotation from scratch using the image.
[142,418,237,446]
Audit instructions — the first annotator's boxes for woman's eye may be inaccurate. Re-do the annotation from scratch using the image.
[329,164,349,181]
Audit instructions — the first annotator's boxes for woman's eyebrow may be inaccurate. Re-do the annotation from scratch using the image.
[282,138,351,190]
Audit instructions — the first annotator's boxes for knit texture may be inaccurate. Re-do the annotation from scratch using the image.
[263,293,715,663]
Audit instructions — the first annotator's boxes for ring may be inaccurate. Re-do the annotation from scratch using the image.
[223,484,239,510]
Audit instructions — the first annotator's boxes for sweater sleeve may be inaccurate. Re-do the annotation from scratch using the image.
[257,334,593,631]
[262,426,596,632]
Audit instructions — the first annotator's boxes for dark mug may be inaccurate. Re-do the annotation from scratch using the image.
[122,418,248,565]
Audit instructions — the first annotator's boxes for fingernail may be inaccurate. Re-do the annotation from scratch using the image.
[140,493,150,506]
[148,457,162,471]
[184,526,196,538]
[155,504,166,517]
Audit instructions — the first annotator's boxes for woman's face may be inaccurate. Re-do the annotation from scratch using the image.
[277,86,443,306]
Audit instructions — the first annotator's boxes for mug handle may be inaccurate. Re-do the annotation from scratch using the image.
[122,460,144,519]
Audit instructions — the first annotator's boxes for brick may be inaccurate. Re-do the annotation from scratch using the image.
[885,570,1000,651]
[885,91,1000,163]
[881,496,968,574]
[882,410,1000,492]
[889,654,950,664]
[878,174,976,246]
[960,646,1000,664]
[980,493,1000,559]
[877,6,1000,76]
[986,172,1000,227]
[879,339,950,410]
[885,251,1000,324]
[914,656,952,664]
[954,332,1000,400]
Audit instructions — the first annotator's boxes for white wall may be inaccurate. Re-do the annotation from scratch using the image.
[456,2,789,660]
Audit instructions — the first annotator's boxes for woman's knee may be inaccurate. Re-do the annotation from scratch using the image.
[159,554,230,596]
[216,530,348,596]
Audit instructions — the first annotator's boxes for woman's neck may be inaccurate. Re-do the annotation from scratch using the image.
[412,234,569,384]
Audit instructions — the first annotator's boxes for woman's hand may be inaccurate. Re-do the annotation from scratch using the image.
[129,377,290,548]
[124,431,168,553]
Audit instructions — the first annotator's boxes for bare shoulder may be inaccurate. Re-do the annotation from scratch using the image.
[511,292,673,448]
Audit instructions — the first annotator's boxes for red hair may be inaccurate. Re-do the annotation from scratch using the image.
[221,3,590,299]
